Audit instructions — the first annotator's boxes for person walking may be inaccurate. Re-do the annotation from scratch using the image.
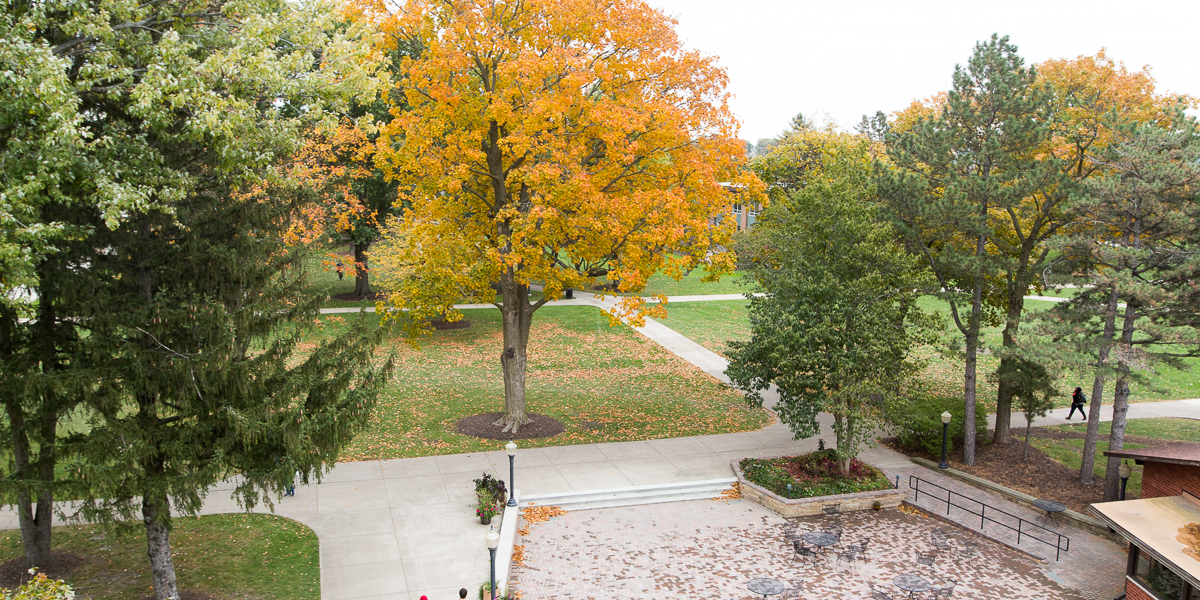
[1068,387,1087,420]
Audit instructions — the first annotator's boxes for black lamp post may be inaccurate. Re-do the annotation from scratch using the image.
[486,527,499,599]
[506,440,518,508]
[938,411,952,469]
[1119,460,1132,500]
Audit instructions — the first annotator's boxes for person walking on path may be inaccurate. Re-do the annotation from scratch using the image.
[1068,387,1087,420]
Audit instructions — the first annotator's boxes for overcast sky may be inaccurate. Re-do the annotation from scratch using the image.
[649,0,1200,143]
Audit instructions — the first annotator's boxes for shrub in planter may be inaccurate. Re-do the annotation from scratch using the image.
[886,393,987,456]
[739,449,891,499]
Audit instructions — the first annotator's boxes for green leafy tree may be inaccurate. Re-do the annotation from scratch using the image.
[0,0,388,594]
[0,12,82,313]
[730,131,937,474]
[879,34,1051,465]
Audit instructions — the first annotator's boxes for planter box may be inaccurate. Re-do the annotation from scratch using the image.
[732,460,905,518]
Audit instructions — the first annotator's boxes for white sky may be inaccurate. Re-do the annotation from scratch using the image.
[649,0,1200,143]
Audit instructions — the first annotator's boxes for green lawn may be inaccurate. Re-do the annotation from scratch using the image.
[1030,417,1200,497]
[0,514,318,600]
[1031,437,1146,497]
[1045,417,1200,443]
[300,249,362,304]
[656,300,751,357]
[638,269,758,297]
[315,305,771,461]
[655,293,1200,408]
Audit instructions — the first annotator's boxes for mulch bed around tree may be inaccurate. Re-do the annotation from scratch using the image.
[881,429,1110,514]
[430,319,472,330]
[138,591,218,600]
[0,552,85,588]
[456,412,566,440]
[330,291,386,302]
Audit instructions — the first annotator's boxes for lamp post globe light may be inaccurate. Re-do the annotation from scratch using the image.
[485,527,500,600]
[1119,460,1132,500]
[506,440,518,507]
[938,411,952,469]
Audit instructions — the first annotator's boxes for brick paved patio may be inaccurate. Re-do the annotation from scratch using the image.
[512,499,1107,599]
[883,464,1127,600]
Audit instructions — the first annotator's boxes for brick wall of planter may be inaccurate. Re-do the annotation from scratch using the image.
[731,460,905,518]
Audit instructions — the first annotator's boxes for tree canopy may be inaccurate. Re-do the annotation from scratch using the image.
[0,2,391,598]
[879,34,1053,465]
[731,129,936,473]
[368,0,759,431]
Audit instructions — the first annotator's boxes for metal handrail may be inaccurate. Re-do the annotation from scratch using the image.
[908,475,1071,561]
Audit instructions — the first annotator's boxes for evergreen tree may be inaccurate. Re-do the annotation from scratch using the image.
[1045,117,1200,500]
[0,0,386,592]
[76,173,393,600]
[995,357,1056,460]
[879,34,1051,465]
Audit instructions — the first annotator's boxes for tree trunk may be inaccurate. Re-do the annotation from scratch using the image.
[142,491,179,600]
[962,234,985,466]
[352,242,371,298]
[0,310,47,567]
[134,221,180,599]
[993,290,1027,444]
[1023,418,1032,461]
[833,413,853,474]
[495,270,535,433]
[1081,287,1120,484]
[1103,301,1138,501]
[8,259,64,569]
[5,401,56,569]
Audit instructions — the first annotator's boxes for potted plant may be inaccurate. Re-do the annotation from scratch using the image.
[477,489,498,525]
[472,472,508,524]
[473,472,508,507]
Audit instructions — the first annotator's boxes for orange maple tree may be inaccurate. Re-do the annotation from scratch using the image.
[363,0,760,431]
[282,118,388,294]
[1038,49,1195,178]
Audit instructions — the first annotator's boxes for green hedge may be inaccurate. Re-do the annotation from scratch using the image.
[887,394,988,455]
[739,449,892,499]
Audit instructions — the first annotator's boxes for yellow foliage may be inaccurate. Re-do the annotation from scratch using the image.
[1037,49,1194,179]
[357,0,763,332]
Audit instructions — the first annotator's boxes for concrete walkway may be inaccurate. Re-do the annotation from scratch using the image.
[991,397,1200,429]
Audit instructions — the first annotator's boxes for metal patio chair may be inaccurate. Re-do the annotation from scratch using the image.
[931,579,957,598]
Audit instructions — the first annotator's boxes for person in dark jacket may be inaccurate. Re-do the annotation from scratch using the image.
[1068,387,1087,420]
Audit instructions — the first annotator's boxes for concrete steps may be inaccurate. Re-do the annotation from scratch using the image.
[519,477,737,511]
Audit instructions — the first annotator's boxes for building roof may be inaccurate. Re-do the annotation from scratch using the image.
[1104,444,1200,467]
[1090,493,1200,590]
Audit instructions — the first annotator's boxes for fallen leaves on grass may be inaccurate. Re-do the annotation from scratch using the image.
[333,314,771,462]
[519,506,567,536]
